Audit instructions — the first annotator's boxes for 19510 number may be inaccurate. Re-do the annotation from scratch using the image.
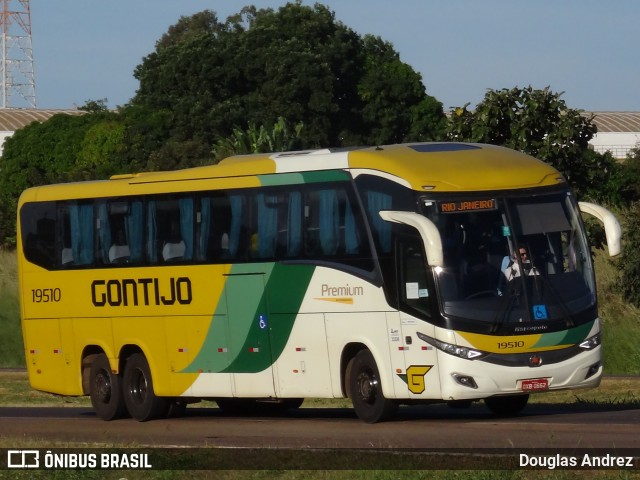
[497,340,525,350]
[32,288,61,303]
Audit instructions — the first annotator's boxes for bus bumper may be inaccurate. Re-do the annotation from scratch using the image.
[437,346,602,401]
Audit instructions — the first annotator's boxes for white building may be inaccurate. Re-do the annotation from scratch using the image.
[0,109,638,160]
[0,109,83,156]
[588,112,640,159]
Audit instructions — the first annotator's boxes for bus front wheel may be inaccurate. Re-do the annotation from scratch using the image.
[347,349,398,423]
[122,353,169,421]
[89,354,127,421]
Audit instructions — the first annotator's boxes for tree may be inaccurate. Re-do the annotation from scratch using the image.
[78,98,109,114]
[358,35,445,144]
[618,201,640,307]
[446,86,602,197]
[212,117,304,161]
[0,113,95,245]
[616,147,640,203]
[131,2,445,153]
[613,148,640,308]
[75,120,126,179]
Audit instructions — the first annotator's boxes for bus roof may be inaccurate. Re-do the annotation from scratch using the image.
[20,143,565,202]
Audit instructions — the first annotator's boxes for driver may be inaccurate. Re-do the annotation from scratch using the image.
[503,247,539,281]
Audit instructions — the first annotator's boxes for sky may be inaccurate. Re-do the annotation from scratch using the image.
[29,0,640,112]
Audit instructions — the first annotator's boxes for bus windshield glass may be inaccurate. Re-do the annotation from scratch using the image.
[422,191,595,327]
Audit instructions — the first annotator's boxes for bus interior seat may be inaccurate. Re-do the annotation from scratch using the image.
[109,244,131,264]
[162,240,185,261]
[61,248,74,265]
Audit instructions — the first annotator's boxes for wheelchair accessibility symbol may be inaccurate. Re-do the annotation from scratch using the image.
[258,314,268,329]
[533,305,548,320]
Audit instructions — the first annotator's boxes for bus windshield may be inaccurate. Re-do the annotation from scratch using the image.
[422,191,595,327]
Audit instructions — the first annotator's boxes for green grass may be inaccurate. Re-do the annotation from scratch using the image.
[0,371,91,407]
[0,249,22,367]
[2,467,634,480]
[594,249,640,374]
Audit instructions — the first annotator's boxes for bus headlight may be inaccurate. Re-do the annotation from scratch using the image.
[416,332,487,360]
[579,333,601,350]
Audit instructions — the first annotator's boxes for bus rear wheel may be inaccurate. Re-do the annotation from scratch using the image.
[122,353,169,421]
[348,349,398,423]
[485,394,529,416]
[89,354,127,421]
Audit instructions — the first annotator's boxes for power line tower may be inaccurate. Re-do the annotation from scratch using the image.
[0,0,35,109]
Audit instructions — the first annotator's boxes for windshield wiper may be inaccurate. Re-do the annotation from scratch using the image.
[491,283,521,333]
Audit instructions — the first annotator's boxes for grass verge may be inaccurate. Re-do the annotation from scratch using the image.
[0,249,22,368]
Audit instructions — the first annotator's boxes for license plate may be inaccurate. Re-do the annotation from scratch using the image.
[521,378,549,392]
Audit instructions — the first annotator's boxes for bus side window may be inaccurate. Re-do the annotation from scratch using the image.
[285,190,303,258]
[398,236,432,318]
[304,188,343,257]
[229,194,250,261]
[67,202,95,266]
[199,194,229,261]
[367,190,392,254]
[97,201,127,265]
[147,196,195,264]
[254,193,277,259]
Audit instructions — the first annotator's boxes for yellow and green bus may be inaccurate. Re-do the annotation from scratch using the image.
[17,142,621,423]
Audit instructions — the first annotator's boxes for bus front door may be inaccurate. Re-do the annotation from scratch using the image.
[224,272,276,398]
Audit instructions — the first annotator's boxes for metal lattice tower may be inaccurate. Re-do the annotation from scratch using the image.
[0,0,35,108]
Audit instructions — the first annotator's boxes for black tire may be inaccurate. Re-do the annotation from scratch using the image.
[122,353,169,421]
[347,349,398,423]
[485,394,529,416]
[89,354,127,421]
[166,400,188,418]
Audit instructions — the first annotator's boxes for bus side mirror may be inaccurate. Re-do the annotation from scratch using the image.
[578,202,622,257]
[379,210,443,267]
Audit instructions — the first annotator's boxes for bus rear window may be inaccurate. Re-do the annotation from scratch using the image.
[21,202,57,269]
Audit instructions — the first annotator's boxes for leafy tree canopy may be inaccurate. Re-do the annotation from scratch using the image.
[212,116,304,161]
[446,86,616,199]
[131,2,445,150]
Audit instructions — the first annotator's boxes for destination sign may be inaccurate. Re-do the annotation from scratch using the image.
[439,199,497,213]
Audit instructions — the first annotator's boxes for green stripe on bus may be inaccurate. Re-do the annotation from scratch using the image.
[258,170,350,186]
[181,263,315,374]
[532,320,594,348]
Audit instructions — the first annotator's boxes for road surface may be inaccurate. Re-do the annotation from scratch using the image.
[1,403,639,449]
